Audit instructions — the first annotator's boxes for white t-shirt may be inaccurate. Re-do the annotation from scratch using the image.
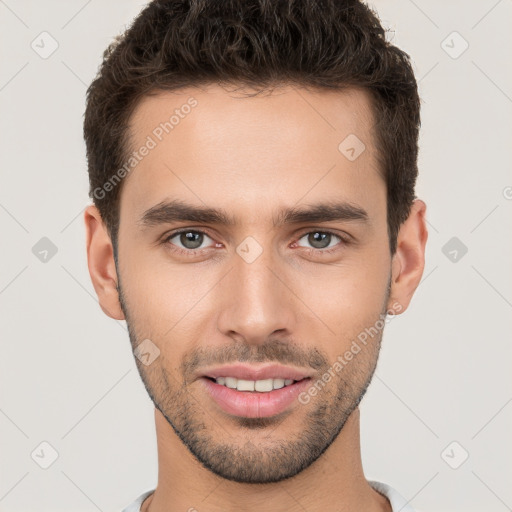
[121,480,417,511]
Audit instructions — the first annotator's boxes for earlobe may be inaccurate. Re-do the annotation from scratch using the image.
[84,205,125,321]
[387,199,428,314]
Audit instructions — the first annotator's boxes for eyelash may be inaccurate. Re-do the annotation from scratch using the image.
[161,228,351,258]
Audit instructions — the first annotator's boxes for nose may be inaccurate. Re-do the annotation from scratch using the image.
[216,241,297,345]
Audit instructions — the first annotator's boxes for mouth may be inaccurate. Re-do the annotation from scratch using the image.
[200,362,313,383]
[200,375,312,418]
[203,375,304,392]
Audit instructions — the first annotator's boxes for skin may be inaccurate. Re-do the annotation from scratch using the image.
[85,83,427,512]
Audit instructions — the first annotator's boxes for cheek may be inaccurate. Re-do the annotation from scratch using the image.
[311,238,390,294]
[117,246,170,333]
[298,254,390,342]
[308,284,386,341]
[119,247,217,349]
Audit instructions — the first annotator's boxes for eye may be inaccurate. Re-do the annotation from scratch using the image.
[161,228,350,258]
[293,230,348,254]
[164,229,216,254]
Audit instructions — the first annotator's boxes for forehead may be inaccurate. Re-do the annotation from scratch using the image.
[121,83,384,223]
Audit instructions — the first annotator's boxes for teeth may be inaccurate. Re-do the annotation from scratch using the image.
[225,377,237,389]
[255,379,273,392]
[237,379,255,391]
[273,378,285,389]
[214,377,298,392]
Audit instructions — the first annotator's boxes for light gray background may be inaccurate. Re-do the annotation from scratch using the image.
[1,1,511,511]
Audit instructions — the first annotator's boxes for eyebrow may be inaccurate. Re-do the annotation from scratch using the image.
[138,198,369,229]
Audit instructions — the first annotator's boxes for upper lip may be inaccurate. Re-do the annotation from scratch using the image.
[200,363,314,382]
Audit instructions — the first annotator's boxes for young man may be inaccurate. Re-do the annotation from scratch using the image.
[83,1,427,511]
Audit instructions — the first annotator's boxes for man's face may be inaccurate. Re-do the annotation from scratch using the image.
[116,84,393,483]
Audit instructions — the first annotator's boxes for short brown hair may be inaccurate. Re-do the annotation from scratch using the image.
[84,0,421,256]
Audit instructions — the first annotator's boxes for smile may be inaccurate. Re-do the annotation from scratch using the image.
[200,376,312,418]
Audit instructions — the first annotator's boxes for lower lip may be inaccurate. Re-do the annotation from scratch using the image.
[200,377,312,418]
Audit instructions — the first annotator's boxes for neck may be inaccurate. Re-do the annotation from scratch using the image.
[141,407,391,512]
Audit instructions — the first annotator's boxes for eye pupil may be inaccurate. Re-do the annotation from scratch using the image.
[181,231,203,249]
[309,232,330,249]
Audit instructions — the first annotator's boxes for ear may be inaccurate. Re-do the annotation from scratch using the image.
[84,205,125,320]
[387,199,428,314]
